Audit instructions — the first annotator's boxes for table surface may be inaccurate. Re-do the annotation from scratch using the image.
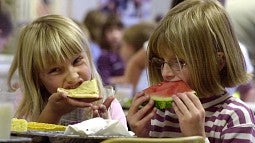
[11,131,133,143]
[0,136,32,143]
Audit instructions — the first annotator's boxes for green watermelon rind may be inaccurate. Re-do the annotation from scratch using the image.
[150,91,197,109]
[151,96,173,110]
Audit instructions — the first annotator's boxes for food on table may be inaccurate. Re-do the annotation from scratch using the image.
[57,79,99,98]
[143,81,195,109]
[28,122,66,131]
[11,118,28,132]
[11,118,66,132]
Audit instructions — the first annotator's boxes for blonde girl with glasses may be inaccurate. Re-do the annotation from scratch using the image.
[127,0,255,142]
[7,15,127,128]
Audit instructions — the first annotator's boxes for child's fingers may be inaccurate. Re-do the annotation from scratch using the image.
[98,104,107,112]
[129,92,150,115]
[172,102,182,117]
[68,99,93,107]
[93,109,100,118]
[186,92,203,109]
[172,94,188,115]
[139,107,157,123]
[133,91,146,100]
[79,97,102,103]
[91,105,99,110]
[177,92,203,114]
[99,107,109,119]
[93,105,108,118]
[48,92,67,102]
[103,96,115,109]
[130,99,154,121]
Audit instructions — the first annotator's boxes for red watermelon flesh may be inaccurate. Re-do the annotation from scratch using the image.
[143,81,193,109]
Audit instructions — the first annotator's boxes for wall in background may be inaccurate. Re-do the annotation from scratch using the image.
[2,0,171,54]
[69,0,171,22]
[12,0,171,23]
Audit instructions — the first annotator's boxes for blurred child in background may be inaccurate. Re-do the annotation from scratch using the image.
[97,14,125,85]
[109,22,155,88]
[83,9,107,65]
[0,2,13,52]
[120,22,155,65]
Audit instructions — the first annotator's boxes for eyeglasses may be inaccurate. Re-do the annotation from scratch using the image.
[150,57,186,71]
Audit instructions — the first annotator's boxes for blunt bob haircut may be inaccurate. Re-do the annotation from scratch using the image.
[147,0,251,97]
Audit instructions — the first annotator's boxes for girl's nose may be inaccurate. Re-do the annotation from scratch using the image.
[161,64,175,80]
[66,68,79,84]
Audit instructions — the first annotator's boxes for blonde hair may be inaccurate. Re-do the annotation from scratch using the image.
[148,0,251,97]
[8,15,104,120]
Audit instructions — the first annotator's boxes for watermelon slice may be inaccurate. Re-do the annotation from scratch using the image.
[143,81,193,109]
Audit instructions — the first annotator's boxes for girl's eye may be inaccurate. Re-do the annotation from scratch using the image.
[48,67,62,74]
[73,56,84,65]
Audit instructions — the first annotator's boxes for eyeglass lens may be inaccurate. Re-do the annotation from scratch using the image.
[151,57,185,71]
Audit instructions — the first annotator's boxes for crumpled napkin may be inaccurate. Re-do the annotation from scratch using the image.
[64,117,134,137]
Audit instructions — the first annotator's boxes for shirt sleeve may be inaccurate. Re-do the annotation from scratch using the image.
[220,123,255,143]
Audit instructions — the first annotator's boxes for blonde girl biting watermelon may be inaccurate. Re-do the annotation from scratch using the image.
[127,0,255,142]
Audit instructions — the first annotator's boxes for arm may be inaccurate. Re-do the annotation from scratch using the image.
[124,48,147,88]
[38,92,98,124]
[109,48,147,88]
[219,105,255,142]
[91,96,114,119]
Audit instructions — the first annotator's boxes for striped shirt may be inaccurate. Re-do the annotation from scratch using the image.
[150,94,255,142]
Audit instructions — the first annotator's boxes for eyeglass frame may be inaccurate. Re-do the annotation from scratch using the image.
[149,57,187,71]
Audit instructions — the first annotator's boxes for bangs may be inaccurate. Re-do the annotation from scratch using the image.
[36,39,84,71]
[149,32,169,59]
[148,27,182,60]
[31,23,87,72]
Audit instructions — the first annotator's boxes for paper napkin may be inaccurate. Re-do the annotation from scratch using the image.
[64,117,134,137]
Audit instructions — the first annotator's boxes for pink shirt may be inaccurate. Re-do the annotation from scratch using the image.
[109,98,128,129]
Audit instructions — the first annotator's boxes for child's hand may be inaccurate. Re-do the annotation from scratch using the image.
[172,92,206,137]
[49,92,100,113]
[38,92,101,123]
[91,96,115,119]
[127,92,157,137]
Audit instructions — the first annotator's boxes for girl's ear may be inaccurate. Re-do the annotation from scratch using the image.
[217,52,225,70]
